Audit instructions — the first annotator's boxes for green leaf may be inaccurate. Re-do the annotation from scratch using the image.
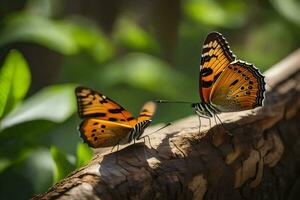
[76,143,92,168]
[183,0,246,28]
[113,16,160,53]
[23,148,54,193]
[0,84,76,131]
[0,13,78,55]
[0,158,11,173]
[50,146,75,183]
[0,50,31,118]
[270,0,300,26]
[101,53,190,98]
[63,18,115,63]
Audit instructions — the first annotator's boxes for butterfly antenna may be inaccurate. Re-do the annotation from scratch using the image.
[154,100,194,104]
[140,122,172,139]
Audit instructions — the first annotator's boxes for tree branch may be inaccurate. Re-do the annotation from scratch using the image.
[33,49,300,200]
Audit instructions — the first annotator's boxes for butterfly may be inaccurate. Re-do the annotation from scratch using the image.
[75,86,156,148]
[192,32,266,118]
[157,32,265,120]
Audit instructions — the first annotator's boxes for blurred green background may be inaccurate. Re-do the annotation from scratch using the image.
[0,0,299,199]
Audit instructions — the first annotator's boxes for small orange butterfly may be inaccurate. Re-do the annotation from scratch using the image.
[158,32,266,119]
[75,86,156,148]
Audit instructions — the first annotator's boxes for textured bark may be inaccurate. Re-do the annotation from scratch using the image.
[33,49,300,200]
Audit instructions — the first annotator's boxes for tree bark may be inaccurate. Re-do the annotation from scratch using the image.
[33,49,300,200]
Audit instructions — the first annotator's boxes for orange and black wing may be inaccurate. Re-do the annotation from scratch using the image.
[210,60,265,112]
[137,101,156,123]
[79,119,132,148]
[75,86,137,126]
[199,32,236,103]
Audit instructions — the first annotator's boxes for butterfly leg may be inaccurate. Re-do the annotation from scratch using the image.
[194,110,202,134]
[215,114,233,136]
[116,143,121,164]
[144,135,154,150]
[111,144,117,153]
[198,115,202,134]
[212,114,218,137]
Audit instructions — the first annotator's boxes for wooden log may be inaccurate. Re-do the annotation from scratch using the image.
[33,49,300,200]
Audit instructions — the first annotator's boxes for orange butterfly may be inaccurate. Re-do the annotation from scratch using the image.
[192,32,266,117]
[75,86,156,148]
[158,32,265,118]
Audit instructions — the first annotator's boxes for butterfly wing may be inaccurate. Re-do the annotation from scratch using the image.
[199,32,236,103]
[79,118,133,148]
[209,60,265,112]
[137,101,156,122]
[75,86,137,126]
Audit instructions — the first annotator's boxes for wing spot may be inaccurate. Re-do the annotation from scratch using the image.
[94,137,98,141]
[99,99,108,104]
[91,133,95,137]
[108,108,124,113]
[249,81,254,85]
[238,70,241,73]
[229,79,239,87]
[101,125,106,128]
[241,86,245,90]
[248,86,253,89]
[201,68,213,77]
[120,119,125,122]
[127,117,135,121]
[92,129,97,132]
[202,55,217,63]
[139,114,151,117]
[245,77,250,80]
[101,130,104,133]
[98,113,106,117]
[246,91,251,95]
[234,68,238,71]
[93,122,99,125]
[108,118,118,122]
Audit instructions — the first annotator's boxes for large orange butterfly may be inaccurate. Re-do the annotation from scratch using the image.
[75,86,156,148]
[158,32,266,118]
[192,32,265,117]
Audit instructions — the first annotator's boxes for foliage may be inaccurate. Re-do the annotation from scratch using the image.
[0,50,30,118]
[0,0,299,199]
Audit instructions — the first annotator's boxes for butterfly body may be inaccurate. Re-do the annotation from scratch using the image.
[192,102,220,118]
[75,87,156,148]
[194,32,266,117]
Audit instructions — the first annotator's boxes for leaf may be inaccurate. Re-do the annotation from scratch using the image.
[101,53,190,98]
[50,146,75,183]
[270,0,300,26]
[76,143,93,168]
[0,84,76,131]
[63,18,115,63]
[0,158,11,173]
[183,0,246,28]
[0,13,78,55]
[0,50,31,118]
[24,148,54,193]
[113,16,160,53]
